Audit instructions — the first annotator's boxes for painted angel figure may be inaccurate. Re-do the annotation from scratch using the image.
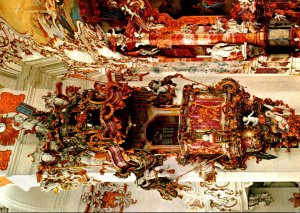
[243,111,259,126]
[264,104,290,131]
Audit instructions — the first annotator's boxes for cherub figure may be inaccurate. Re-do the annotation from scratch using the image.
[137,164,176,186]
[12,114,48,135]
[265,111,289,131]
[274,13,286,21]
[121,5,138,20]
[243,111,259,126]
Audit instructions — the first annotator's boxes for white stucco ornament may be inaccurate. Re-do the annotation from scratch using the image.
[64,49,95,63]
[0,122,6,132]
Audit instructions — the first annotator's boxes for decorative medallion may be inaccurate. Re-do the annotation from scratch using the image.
[0,115,20,146]
[0,92,26,145]
[81,183,137,212]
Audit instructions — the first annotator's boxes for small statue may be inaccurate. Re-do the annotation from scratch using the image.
[106,29,127,51]
[148,80,167,94]
[265,110,289,131]
[274,13,286,21]
[143,16,164,31]
[42,93,67,110]
[206,43,242,60]
[243,111,259,126]
[41,152,58,163]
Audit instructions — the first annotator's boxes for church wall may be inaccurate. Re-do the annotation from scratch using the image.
[0,184,85,212]
[0,75,16,89]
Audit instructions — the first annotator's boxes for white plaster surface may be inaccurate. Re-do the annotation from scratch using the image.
[249,187,300,212]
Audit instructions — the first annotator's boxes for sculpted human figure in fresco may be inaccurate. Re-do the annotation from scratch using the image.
[243,111,259,126]
[12,114,48,136]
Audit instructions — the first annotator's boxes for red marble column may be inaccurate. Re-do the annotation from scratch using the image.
[148,30,266,48]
